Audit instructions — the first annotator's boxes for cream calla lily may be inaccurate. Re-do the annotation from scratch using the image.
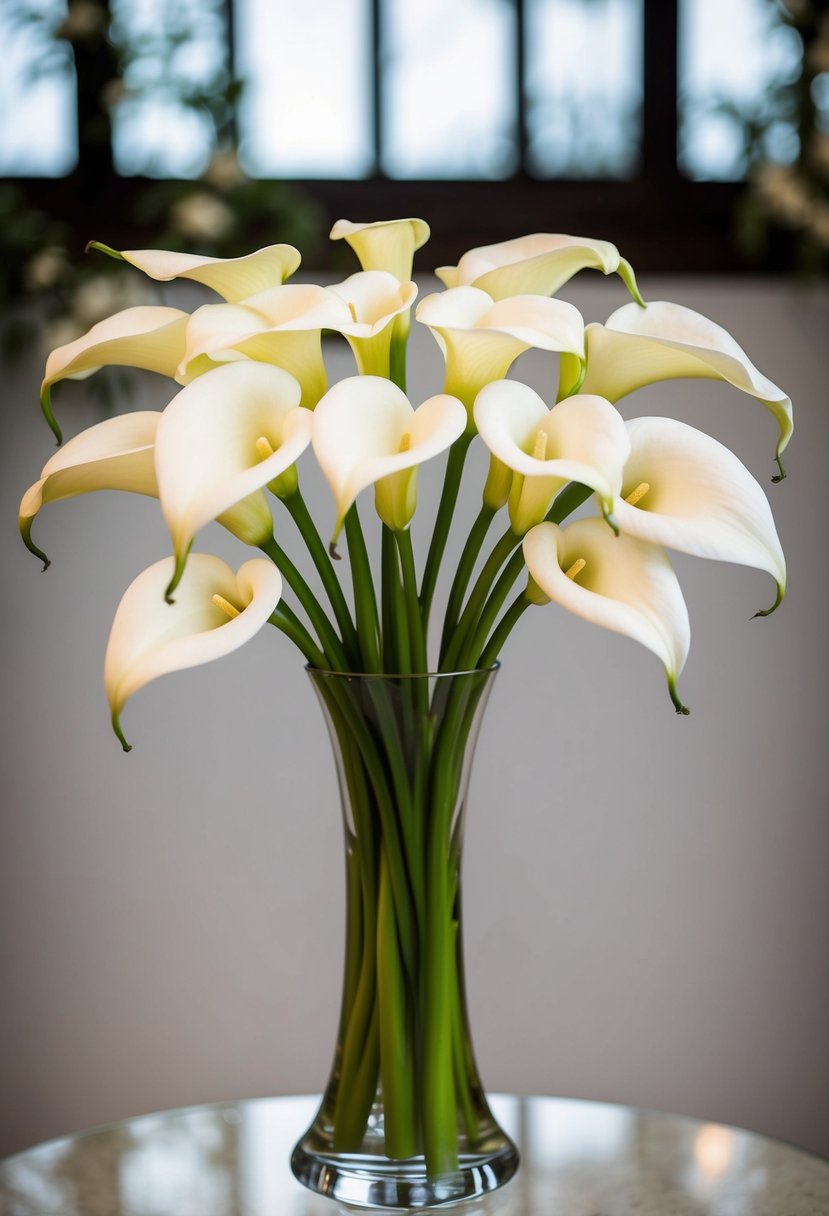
[155,362,311,598]
[474,383,630,534]
[417,287,585,415]
[89,241,301,302]
[104,554,282,750]
[613,417,786,613]
[40,306,189,442]
[436,233,643,304]
[20,411,160,568]
[179,285,352,406]
[523,518,691,712]
[563,301,793,473]
[326,271,418,376]
[312,376,467,537]
[330,217,430,282]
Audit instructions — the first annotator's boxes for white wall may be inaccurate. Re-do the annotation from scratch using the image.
[2,276,827,1159]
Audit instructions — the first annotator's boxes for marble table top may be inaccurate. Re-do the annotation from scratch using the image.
[1,1094,828,1216]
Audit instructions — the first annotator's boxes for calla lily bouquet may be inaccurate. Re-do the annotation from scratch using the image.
[19,218,791,1202]
[21,218,790,742]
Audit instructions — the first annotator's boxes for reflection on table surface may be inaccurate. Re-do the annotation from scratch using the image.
[1,1094,828,1216]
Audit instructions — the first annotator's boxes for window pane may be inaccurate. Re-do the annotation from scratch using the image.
[381,0,517,180]
[110,0,227,177]
[236,0,372,179]
[679,0,802,180]
[0,0,77,176]
[525,0,642,179]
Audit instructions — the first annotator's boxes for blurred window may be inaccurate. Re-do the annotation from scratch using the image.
[0,0,77,176]
[678,0,803,180]
[525,0,643,179]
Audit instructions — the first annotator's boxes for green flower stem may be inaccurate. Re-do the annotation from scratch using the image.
[345,506,381,672]
[455,481,596,670]
[377,848,418,1159]
[260,536,348,671]
[320,694,382,1150]
[419,433,474,626]
[421,681,478,1175]
[268,605,327,669]
[548,480,593,524]
[381,526,411,674]
[478,592,532,669]
[440,526,521,673]
[439,503,496,664]
[282,489,360,664]
[326,682,418,982]
[395,528,427,677]
[458,549,526,671]
[390,325,408,393]
[450,922,479,1146]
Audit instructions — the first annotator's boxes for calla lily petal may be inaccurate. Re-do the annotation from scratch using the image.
[326,272,418,376]
[330,217,430,281]
[20,411,160,567]
[179,285,352,406]
[474,383,630,533]
[90,242,301,302]
[311,376,466,536]
[613,417,786,611]
[436,233,643,304]
[569,301,793,471]
[41,306,189,442]
[104,554,282,750]
[523,518,691,711]
[417,287,585,414]
[154,362,311,595]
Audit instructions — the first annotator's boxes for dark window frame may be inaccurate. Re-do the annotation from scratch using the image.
[9,0,755,272]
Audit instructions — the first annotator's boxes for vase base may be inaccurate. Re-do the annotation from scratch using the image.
[290,1140,520,1210]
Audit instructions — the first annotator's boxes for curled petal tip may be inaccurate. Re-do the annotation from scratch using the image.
[164,548,191,605]
[329,540,341,561]
[40,388,63,446]
[753,583,785,619]
[21,521,51,571]
[111,712,133,753]
[772,453,787,483]
[86,240,123,261]
[669,676,690,716]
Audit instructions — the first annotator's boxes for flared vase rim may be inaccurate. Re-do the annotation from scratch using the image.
[305,662,500,682]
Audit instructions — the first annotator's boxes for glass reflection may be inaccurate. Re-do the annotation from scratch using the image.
[0,0,77,176]
[525,0,642,179]
[381,0,517,179]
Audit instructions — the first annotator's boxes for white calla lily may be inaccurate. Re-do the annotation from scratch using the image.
[613,417,786,613]
[564,301,793,474]
[89,241,301,301]
[326,271,418,377]
[104,554,282,750]
[436,233,643,304]
[179,285,352,406]
[155,362,311,598]
[330,217,430,282]
[20,411,160,567]
[417,287,585,415]
[312,376,467,538]
[474,383,630,534]
[523,518,691,712]
[40,306,189,442]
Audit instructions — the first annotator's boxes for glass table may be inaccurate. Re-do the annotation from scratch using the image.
[1,1094,827,1215]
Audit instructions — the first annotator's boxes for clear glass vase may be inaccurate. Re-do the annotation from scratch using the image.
[291,666,519,1209]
